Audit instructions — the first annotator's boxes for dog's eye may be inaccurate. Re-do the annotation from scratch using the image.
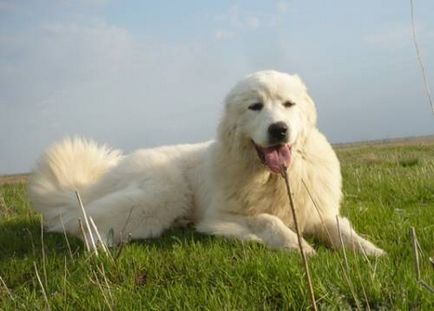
[283,100,296,108]
[248,103,263,111]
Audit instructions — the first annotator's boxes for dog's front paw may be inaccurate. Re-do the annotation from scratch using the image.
[356,238,386,257]
[283,241,317,257]
[301,243,317,257]
[364,245,386,257]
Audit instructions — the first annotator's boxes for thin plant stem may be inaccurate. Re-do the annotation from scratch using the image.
[0,275,14,302]
[33,262,51,311]
[410,0,433,114]
[75,191,98,255]
[281,170,317,311]
[60,214,74,261]
[78,218,90,252]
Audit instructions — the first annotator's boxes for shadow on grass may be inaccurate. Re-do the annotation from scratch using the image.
[0,213,331,263]
[0,217,84,261]
[0,216,222,261]
[131,227,219,248]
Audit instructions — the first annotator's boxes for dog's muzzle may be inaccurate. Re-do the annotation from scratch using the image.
[253,142,292,174]
[268,122,288,144]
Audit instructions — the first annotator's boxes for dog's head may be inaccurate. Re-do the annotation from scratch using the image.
[218,70,317,174]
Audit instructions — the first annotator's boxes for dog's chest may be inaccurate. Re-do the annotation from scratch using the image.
[229,173,308,229]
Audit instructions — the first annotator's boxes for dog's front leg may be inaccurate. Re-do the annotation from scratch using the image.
[312,216,385,256]
[197,213,316,255]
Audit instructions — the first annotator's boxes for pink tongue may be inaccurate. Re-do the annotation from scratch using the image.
[262,145,292,173]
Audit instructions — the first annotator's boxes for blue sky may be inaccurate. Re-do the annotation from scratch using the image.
[1,0,433,174]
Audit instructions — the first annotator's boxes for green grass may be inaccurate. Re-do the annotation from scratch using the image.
[1,143,434,310]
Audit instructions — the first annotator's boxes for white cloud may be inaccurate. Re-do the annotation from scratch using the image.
[244,16,259,30]
[214,5,260,36]
[364,25,412,48]
[37,20,136,80]
[215,30,234,40]
[276,1,290,13]
[213,2,293,37]
[364,22,434,52]
[0,18,251,173]
[58,0,110,7]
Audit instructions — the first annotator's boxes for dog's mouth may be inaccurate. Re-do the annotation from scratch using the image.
[253,142,292,174]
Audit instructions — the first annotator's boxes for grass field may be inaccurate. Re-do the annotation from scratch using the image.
[1,141,433,310]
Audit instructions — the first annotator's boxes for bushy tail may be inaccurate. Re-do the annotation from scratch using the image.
[29,137,122,231]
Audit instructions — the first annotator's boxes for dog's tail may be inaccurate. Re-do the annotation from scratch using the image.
[29,137,122,231]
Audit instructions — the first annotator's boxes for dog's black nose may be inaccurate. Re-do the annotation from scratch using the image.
[268,122,288,142]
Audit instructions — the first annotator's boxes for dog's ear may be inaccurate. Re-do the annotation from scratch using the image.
[292,74,307,92]
[217,105,238,147]
[303,93,318,127]
[291,74,317,128]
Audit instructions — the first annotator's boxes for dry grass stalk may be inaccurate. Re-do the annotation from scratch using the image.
[115,232,132,261]
[63,257,68,306]
[281,170,317,311]
[89,216,109,255]
[89,216,107,253]
[356,239,374,272]
[39,216,48,289]
[336,216,350,270]
[78,218,90,252]
[0,275,14,302]
[33,262,51,311]
[348,222,370,310]
[120,206,135,237]
[76,191,113,259]
[410,0,434,114]
[354,259,371,311]
[90,270,113,311]
[411,227,434,294]
[114,240,126,261]
[301,179,363,309]
[411,227,421,280]
[111,209,136,260]
[337,217,363,310]
[419,280,434,294]
[60,215,74,261]
[75,190,98,255]
[24,227,36,256]
[97,264,114,304]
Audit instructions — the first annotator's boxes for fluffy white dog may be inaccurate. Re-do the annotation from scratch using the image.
[29,70,384,256]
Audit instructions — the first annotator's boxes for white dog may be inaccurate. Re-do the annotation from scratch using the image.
[29,70,384,256]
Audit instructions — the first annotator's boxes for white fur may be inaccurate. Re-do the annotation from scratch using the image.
[29,70,384,256]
